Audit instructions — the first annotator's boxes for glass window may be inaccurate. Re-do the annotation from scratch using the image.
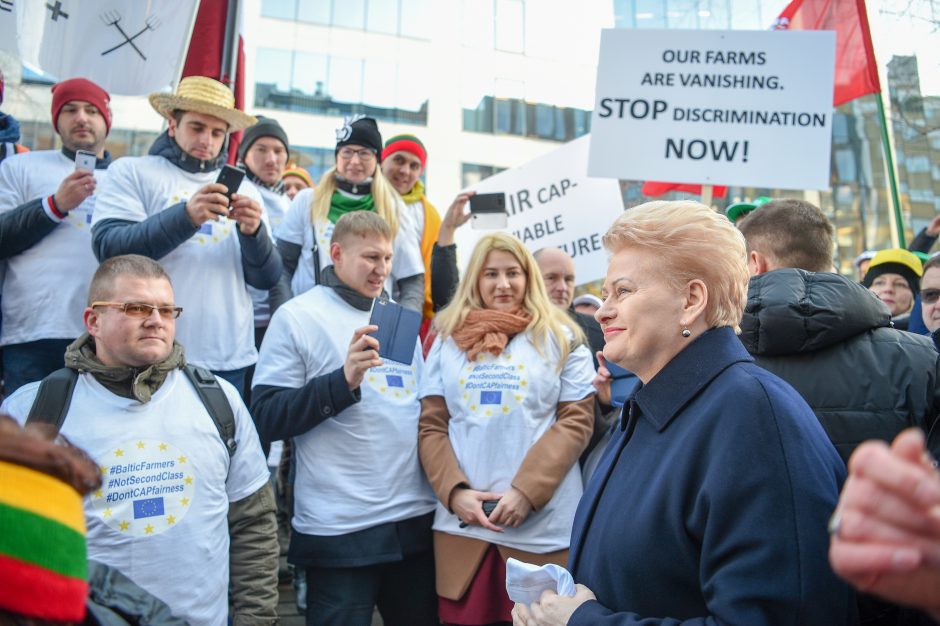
[633,0,666,28]
[328,57,364,104]
[366,0,398,34]
[462,0,494,48]
[256,47,293,92]
[292,51,329,97]
[399,0,432,39]
[462,163,506,188]
[333,0,366,29]
[297,0,330,23]
[613,0,633,27]
[495,0,524,53]
[397,63,429,115]
[262,0,297,19]
[907,154,930,173]
[362,59,398,110]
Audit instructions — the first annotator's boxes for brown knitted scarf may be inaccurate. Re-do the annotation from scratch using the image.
[451,308,532,361]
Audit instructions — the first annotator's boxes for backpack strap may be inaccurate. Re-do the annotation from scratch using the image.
[183,365,238,457]
[311,221,321,286]
[25,367,79,431]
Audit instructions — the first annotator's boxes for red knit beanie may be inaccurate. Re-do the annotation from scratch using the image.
[51,78,112,131]
[382,134,426,168]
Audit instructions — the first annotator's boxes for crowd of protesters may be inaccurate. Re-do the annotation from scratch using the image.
[0,72,938,626]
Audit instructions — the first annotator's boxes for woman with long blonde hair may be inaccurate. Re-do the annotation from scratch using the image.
[419,232,595,625]
[274,116,425,311]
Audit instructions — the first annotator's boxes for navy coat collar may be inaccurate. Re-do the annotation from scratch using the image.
[571,326,752,572]
[625,326,753,433]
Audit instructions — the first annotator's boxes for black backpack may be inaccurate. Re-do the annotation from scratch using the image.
[25,366,238,456]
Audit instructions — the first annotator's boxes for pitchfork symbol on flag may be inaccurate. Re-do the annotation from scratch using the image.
[3,0,198,96]
[100,11,160,60]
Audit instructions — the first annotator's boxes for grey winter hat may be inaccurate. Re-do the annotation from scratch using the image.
[238,115,289,162]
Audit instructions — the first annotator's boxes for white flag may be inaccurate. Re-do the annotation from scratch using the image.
[14,0,199,95]
[0,0,17,54]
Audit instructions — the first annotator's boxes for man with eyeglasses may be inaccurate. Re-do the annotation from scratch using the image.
[91,77,281,396]
[920,256,940,347]
[737,199,940,467]
[0,254,279,625]
[0,78,112,394]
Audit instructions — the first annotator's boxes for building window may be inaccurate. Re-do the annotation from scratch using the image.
[254,48,429,125]
[261,0,430,38]
[291,145,336,183]
[463,95,591,141]
[462,162,506,188]
[495,0,525,53]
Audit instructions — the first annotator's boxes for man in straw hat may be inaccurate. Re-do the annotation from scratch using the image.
[0,77,113,395]
[91,76,282,394]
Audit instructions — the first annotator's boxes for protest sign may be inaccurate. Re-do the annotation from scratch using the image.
[455,135,624,284]
[588,29,836,190]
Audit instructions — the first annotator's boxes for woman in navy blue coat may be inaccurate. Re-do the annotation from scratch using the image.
[512,200,856,626]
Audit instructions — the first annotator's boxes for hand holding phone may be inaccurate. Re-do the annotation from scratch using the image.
[74,150,97,172]
[215,165,246,204]
[469,192,508,230]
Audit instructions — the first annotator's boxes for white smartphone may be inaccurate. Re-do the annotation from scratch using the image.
[75,150,97,172]
[470,192,508,230]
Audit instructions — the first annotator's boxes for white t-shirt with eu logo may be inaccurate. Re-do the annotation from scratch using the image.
[92,156,267,371]
[420,332,595,553]
[252,285,435,536]
[1,370,270,626]
[0,150,107,345]
[274,187,425,298]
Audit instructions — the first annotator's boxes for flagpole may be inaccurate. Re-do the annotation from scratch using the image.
[875,91,905,248]
[220,0,239,84]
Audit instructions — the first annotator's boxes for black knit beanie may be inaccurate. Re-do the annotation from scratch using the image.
[863,262,921,294]
[238,115,289,162]
[335,115,382,159]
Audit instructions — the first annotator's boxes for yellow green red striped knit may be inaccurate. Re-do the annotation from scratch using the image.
[0,460,88,622]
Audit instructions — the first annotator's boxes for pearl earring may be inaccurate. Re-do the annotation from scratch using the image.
[681,328,692,338]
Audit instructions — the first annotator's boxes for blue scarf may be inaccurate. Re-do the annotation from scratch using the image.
[0,112,21,144]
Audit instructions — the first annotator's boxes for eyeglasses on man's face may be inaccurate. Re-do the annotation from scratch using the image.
[337,148,376,162]
[922,289,940,305]
[91,301,183,320]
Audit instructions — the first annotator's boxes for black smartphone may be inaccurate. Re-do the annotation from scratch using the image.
[469,192,507,230]
[459,498,501,528]
[216,165,245,203]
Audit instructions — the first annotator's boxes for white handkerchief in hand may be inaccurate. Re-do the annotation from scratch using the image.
[505,557,577,605]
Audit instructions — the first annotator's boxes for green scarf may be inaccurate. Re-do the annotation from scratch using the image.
[64,333,186,403]
[400,179,425,204]
[328,191,375,224]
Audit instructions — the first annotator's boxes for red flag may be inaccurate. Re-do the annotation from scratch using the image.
[773,0,881,106]
[641,182,728,198]
[181,0,246,164]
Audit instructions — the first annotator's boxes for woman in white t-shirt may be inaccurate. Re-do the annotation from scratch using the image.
[418,232,596,625]
[273,115,425,311]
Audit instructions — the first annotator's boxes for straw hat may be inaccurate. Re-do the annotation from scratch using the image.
[149,76,256,131]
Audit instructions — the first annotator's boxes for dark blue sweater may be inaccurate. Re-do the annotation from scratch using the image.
[569,327,855,625]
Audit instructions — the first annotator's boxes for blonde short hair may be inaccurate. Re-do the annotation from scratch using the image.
[330,210,392,246]
[603,200,748,332]
[434,232,584,369]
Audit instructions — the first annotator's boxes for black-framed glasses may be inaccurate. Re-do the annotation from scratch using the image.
[337,147,376,162]
[91,301,183,319]
[922,289,940,305]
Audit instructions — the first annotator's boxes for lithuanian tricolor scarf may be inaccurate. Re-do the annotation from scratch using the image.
[0,460,88,622]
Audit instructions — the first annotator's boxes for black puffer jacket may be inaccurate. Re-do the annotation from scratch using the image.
[740,269,940,463]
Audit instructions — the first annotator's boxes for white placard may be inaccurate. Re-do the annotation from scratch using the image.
[455,135,624,285]
[588,29,836,190]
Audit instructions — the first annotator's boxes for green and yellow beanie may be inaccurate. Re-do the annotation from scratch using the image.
[0,459,88,622]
